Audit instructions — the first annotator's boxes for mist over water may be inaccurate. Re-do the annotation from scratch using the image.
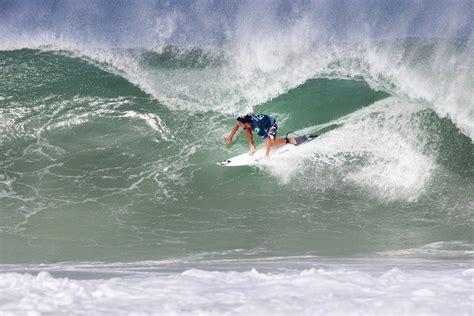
[0,1,473,314]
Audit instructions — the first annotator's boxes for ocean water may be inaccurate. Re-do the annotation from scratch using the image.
[1,1,473,315]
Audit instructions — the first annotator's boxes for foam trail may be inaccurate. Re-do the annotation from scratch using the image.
[262,98,435,201]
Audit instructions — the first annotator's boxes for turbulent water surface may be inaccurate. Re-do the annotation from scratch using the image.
[0,1,473,315]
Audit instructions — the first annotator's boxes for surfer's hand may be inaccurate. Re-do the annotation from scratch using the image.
[224,135,233,144]
[249,145,256,156]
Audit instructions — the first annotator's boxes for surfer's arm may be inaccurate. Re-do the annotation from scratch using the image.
[224,122,240,144]
[242,128,256,155]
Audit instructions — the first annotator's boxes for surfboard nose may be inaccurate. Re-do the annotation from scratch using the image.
[217,159,231,166]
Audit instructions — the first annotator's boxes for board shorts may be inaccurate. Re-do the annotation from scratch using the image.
[265,123,278,139]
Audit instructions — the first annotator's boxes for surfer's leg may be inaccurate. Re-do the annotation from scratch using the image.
[271,138,288,145]
[269,137,297,145]
[264,137,272,158]
[266,123,297,146]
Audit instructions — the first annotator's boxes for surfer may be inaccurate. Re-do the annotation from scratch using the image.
[224,114,299,159]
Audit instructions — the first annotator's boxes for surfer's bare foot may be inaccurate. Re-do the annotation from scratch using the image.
[288,138,297,145]
[249,146,256,156]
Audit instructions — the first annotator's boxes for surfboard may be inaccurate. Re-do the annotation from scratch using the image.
[218,134,319,167]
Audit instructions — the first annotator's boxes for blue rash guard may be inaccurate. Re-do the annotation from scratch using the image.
[250,114,276,139]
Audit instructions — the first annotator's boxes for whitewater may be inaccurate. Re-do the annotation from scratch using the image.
[0,1,473,315]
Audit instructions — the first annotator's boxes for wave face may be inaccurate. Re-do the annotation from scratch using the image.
[0,1,473,313]
[1,48,472,262]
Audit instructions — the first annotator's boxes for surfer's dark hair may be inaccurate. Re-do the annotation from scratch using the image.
[237,115,252,124]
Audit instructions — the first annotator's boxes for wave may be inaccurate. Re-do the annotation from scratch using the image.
[1,39,473,142]
[45,40,474,144]
[1,50,472,206]
[1,1,473,139]
[0,1,472,264]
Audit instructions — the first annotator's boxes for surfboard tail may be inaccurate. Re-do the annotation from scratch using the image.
[295,135,309,145]
[294,134,318,146]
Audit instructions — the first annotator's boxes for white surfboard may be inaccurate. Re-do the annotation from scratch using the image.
[218,134,318,167]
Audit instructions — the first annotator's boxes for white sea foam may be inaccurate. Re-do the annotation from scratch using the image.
[0,260,472,316]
